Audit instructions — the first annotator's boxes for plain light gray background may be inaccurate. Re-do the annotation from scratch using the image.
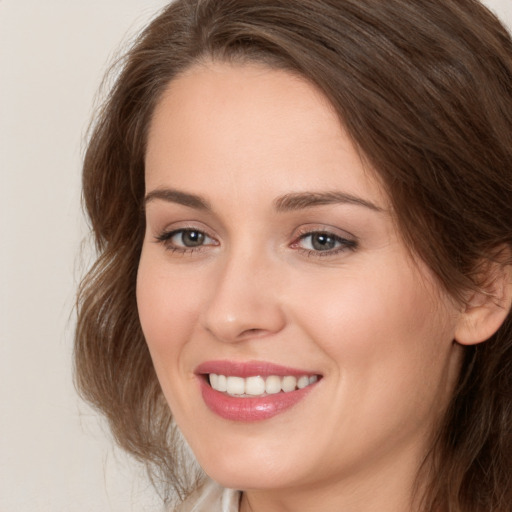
[1,1,511,511]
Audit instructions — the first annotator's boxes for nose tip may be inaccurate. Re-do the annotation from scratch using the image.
[206,316,279,343]
[204,299,286,343]
[202,264,286,343]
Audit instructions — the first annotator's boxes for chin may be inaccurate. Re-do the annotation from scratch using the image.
[194,439,304,491]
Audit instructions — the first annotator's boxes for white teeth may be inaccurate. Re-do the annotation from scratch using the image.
[282,376,297,392]
[297,376,310,389]
[209,373,218,389]
[226,376,245,395]
[245,376,266,396]
[217,374,227,392]
[265,375,282,394]
[208,373,318,397]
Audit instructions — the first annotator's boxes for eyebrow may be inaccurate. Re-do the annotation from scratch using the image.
[144,188,211,210]
[143,187,383,213]
[274,191,383,212]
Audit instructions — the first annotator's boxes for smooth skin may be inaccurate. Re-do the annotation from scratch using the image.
[137,62,504,511]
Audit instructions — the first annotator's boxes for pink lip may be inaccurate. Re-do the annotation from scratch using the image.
[196,360,316,378]
[196,360,321,422]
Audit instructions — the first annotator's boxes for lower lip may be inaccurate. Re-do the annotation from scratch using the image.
[199,377,317,422]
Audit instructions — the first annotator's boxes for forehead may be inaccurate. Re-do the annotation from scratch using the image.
[147,60,339,156]
[145,61,386,206]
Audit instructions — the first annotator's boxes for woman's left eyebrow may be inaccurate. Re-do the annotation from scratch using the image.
[274,191,384,212]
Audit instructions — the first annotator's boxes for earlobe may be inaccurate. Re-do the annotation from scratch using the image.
[455,261,512,346]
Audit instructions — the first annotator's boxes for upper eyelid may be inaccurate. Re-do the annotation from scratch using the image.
[293,231,356,248]
[156,226,218,243]
[292,224,357,241]
[154,221,216,237]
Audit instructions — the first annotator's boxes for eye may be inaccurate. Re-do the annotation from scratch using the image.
[173,229,208,247]
[301,232,340,251]
[292,230,357,256]
[155,228,217,252]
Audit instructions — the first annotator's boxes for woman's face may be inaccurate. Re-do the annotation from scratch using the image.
[137,62,464,496]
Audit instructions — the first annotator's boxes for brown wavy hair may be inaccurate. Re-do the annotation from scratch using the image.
[75,0,512,509]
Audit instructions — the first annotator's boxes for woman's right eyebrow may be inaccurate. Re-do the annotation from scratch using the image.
[143,188,211,210]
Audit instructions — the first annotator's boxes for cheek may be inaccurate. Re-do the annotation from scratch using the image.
[136,249,211,427]
[136,249,204,371]
[291,260,441,348]
[289,259,459,418]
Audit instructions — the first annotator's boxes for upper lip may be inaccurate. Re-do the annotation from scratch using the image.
[195,360,320,378]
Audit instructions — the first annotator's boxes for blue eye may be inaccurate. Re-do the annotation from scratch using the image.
[301,232,340,251]
[173,229,207,247]
[295,231,357,255]
[156,228,216,251]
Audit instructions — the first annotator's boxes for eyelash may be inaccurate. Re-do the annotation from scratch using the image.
[155,228,217,254]
[292,231,358,257]
[154,228,358,257]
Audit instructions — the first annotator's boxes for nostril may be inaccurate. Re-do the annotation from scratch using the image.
[239,328,267,339]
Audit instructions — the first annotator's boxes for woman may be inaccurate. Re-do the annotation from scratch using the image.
[75,0,512,510]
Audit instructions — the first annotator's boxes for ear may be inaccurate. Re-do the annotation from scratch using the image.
[455,257,512,346]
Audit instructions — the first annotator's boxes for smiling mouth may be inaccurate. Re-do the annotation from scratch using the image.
[208,374,319,397]
[197,362,322,420]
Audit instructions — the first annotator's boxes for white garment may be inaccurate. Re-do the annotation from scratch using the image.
[175,479,241,512]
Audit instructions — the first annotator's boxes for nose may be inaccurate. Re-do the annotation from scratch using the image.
[202,249,286,343]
